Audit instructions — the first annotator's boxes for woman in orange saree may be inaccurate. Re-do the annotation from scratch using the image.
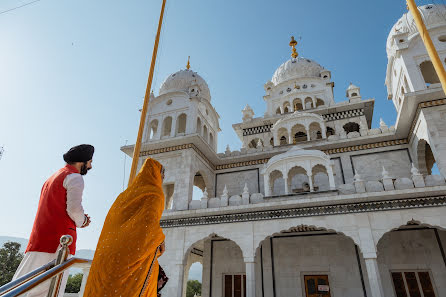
[83,158,166,297]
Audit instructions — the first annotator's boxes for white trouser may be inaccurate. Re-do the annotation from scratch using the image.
[13,251,69,297]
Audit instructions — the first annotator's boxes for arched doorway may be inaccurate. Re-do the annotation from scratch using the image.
[417,139,438,175]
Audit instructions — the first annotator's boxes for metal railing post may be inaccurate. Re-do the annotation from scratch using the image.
[46,235,72,297]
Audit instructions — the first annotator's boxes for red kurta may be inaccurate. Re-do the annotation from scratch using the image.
[26,165,80,255]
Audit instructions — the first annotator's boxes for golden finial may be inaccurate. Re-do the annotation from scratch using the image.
[186,56,191,70]
[294,82,298,89]
[289,36,298,59]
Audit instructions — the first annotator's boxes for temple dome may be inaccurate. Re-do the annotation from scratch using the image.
[271,57,325,86]
[159,69,211,101]
[387,4,446,56]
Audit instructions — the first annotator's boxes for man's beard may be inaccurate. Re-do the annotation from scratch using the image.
[80,162,90,175]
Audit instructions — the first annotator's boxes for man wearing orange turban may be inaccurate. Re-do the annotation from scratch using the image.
[83,158,166,297]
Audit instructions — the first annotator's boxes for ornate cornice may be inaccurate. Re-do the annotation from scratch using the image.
[408,98,446,140]
[322,139,408,154]
[216,159,269,170]
[160,195,446,228]
[140,143,215,170]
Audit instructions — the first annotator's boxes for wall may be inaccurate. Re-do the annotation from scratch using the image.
[350,149,412,181]
[215,167,262,197]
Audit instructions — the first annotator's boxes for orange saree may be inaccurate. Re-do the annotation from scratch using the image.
[83,158,165,297]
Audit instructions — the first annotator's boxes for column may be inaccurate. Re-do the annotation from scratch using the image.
[245,258,256,297]
[289,101,294,112]
[321,124,327,138]
[78,266,90,297]
[327,166,336,190]
[364,257,385,297]
[308,174,314,192]
[170,114,177,137]
[288,130,293,144]
[284,177,289,195]
[264,174,271,196]
[306,128,311,141]
[312,97,316,109]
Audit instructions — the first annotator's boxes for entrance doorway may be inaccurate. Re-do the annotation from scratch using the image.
[304,275,331,297]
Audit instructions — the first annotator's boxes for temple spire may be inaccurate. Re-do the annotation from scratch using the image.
[289,36,298,59]
[186,56,191,70]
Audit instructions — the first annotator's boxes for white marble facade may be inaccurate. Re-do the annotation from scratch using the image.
[122,4,446,297]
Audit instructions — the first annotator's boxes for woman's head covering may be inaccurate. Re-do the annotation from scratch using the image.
[63,144,94,163]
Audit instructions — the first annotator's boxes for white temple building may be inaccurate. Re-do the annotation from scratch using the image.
[122,4,446,297]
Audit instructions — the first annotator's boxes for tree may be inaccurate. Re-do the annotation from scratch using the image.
[186,280,201,297]
[65,273,83,293]
[0,242,23,286]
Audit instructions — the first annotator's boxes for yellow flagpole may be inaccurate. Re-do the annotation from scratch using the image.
[406,0,446,95]
[128,0,167,185]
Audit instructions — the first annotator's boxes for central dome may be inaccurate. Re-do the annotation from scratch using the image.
[387,4,446,56]
[159,69,211,101]
[271,57,325,86]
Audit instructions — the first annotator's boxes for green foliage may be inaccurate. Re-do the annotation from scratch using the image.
[186,280,202,297]
[0,242,23,286]
[65,273,83,293]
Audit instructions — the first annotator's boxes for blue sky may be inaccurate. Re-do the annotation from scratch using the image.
[0,0,431,250]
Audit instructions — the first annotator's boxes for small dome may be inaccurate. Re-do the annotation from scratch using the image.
[159,69,211,101]
[271,57,325,86]
[387,4,446,56]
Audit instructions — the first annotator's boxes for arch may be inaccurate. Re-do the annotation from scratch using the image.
[309,122,323,140]
[162,183,174,209]
[376,220,446,297]
[291,124,307,143]
[417,139,437,175]
[248,138,263,149]
[293,98,303,111]
[276,107,281,115]
[283,102,291,113]
[316,98,325,107]
[326,126,335,137]
[196,117,202,135]
[312,164,329,191]
[148,119,158,139]
[270,170,285,196]
[270,137,274,146]
[277,127,288,145]
[203,125,208,142]
[209,132,214,148]
[343,122,360,134]
[162,116,172,136]
[288,166,310,193]
[177,113,187,134]
[182,234,245,297]
[420,60,440,85]
[304,97,314,109]
[193,171,207,193]
[351,92,358,97]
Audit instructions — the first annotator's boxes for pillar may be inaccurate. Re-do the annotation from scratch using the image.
[78,266,90,297]
[289,101,294,112]
[321,124,327,138]
[284,177,289,195]
[364,258,385,297]
[308,174,314,192]
[306,128,311,141]
[327,165,336,190]
[288,130,293,145]
[170,114,177,137]
[264,174,271,196]
[312,97,316,109]
[245,259,256,297]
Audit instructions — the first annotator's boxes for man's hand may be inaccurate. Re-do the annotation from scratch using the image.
[81,214,91,228]
[159,241,166,257]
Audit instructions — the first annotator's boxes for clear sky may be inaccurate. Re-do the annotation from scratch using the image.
[0,0,432,250]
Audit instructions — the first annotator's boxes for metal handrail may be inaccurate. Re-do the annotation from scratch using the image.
[0,235,92,297]
[1,258,91,297]
[0,260,56,295]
